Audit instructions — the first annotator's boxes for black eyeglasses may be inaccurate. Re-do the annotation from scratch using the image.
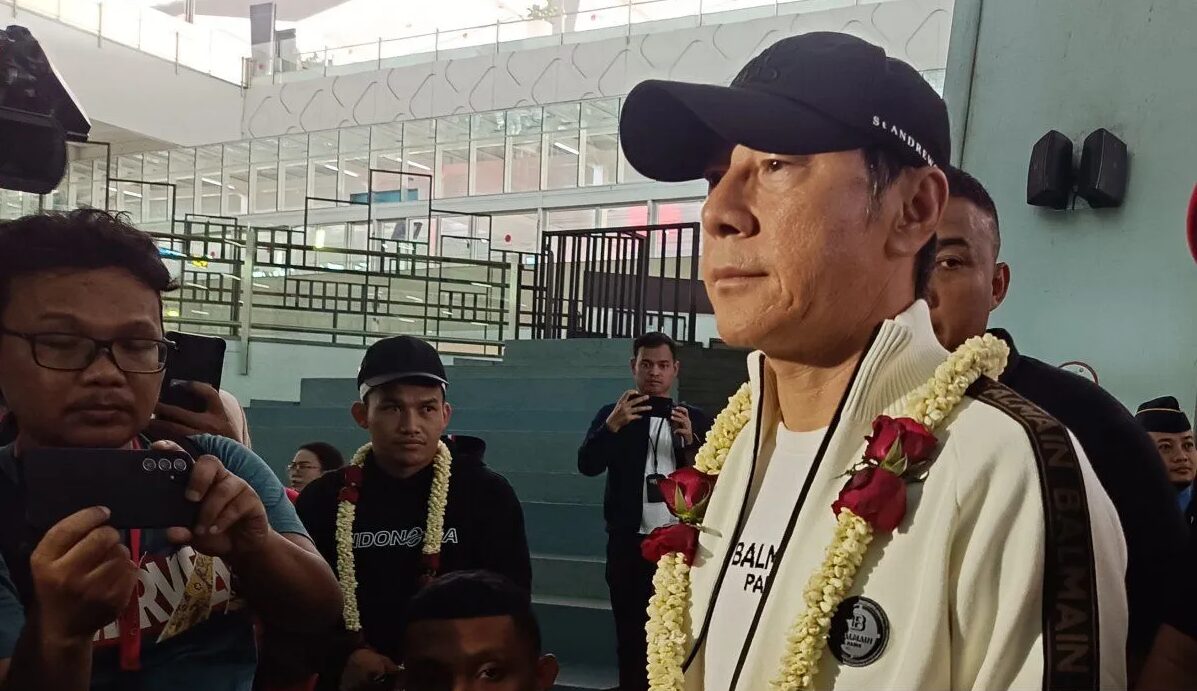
[0,328,175,374]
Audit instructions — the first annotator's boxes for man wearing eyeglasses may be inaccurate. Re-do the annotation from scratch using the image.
[0,209,341,691]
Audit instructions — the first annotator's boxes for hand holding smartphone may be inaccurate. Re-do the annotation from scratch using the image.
[159,332,226,413]
[23,447,198,529]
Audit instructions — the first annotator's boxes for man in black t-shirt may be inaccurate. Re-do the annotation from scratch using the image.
[296,336,531,691]
[926,166,1188,676]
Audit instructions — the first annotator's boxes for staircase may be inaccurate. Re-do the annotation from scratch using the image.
[245,338,749,690]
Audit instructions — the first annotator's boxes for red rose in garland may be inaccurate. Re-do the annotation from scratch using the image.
[837,416,939,533]
[832,466,907,532]
[642,524,700,565]
[657,467,716,523]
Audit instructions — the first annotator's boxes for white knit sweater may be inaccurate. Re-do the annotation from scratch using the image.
[682,302,1128,690]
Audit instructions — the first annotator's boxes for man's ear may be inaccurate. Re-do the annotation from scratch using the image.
[536,654,560,690]
[442,401,453,428]
[350,400,369,431]
[629,356,637,375]
[888,166,949,261]
[991,262,1011,311]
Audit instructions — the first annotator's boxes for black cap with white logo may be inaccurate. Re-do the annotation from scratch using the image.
[357,335,448,400]
[618,32,949,182]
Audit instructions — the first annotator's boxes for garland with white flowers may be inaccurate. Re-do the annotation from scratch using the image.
[335,440,453,631]
[645,333,1010,691]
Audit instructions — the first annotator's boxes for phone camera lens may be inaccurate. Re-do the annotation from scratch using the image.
[157,458,172,471]
[172,458,187,472]
[142,458,156,472]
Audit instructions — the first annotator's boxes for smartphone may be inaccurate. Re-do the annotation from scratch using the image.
[160,331,226,412]
[23,448,198,529]
[645,396,675,419]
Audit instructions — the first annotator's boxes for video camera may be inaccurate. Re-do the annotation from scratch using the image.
[0,24,89,194]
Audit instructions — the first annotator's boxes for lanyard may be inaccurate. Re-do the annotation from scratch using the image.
[118,438,144,672]
[648,418,665,474]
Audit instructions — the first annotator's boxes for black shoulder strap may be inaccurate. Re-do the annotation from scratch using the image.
[968,377,1101,691]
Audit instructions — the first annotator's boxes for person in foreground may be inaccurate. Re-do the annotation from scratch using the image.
[926,165,1188,678]
[0,209,341,690]
[296,336,531,691]
[618,32,1127,690]
[398,570,557,691]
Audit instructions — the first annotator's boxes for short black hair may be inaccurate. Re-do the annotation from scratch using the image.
[944,165,1001,256]
[299,441,345,472]
[0,209,177,315]
[404,570,541,653]
[863,145,937,298]
[633,332,677,359]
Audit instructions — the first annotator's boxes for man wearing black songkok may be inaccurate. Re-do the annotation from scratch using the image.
[1137,396,1197,518]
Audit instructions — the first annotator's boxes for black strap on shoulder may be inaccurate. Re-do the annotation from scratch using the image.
[968,377,1100,691]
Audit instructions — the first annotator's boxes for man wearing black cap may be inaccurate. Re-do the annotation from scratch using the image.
[620,31,1127,690]
[295,336,531,691]
[1137,397,1197,516]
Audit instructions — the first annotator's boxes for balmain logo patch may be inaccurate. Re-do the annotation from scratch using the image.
[829,596,889,667]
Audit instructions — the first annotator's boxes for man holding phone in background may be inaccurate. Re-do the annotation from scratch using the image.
[577,332,711,691]
[0,209,342,691]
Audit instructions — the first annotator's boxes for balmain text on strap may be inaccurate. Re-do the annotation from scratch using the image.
[968,378,1100,690]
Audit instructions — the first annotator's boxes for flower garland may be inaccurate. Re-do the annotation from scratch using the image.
[334,440,453,631]
[643,333,1009,691]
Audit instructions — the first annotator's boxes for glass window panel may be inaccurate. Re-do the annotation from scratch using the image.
[583,132,618,186]
[199,176,222,215]
[436,115,470,144]
[544,102,580,132]
[116,181,143,222]
[310,158,339,202]
[545,208,596,232]
[69,160,94,208]
[281,161,307,210]
[116,154,142,180]
[657,200,703,225]
[251,138,279,163]
[435,144,469,198]
[143,152,169,182]
[224,142,250,167]
[225,167,249,215]
[599,205,648,227]
[471,112,506,140]
[403,146,434,184]
[309,131,339,158]
[506,106,542,136]
[341,156,369,200]
[146,181,170,222]
[404,120,436,147]
[169,148,196,216]
[581,98,619,128]
[371,123,402,153]
[508,137,540,193]
[470,141,504,196]
[196,145,222,173]
[252,162,278,213]
[280,134,308,160]
[340,126,371,154]
[492,212,539,252]
[544,133,579,190]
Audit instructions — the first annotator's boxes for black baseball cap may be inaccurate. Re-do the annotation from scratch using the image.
[619,32,949,183]
[357,335,448,399]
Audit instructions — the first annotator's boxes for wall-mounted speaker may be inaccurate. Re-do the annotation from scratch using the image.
[1076,128,1128,208]
[1027,130,1074,209]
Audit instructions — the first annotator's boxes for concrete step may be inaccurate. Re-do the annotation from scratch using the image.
[532,553,607,601]
[524,502,605,557]
[534,595,617,671]
[507,470,603,505]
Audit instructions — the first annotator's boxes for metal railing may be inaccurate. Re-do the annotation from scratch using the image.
[149,216,519,364]
[260,0,890,83]
[533,222,701,343]
[5,0,246,84]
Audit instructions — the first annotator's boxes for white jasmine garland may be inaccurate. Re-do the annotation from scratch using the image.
[334,440,453,631]
[645,333,1009,691]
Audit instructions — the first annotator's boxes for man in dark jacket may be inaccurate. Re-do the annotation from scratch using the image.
[578,332,712,691]
[297,336,531,691]
[927,166,1188,678]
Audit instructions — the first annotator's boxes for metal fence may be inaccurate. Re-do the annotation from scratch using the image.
[149,216,520,365]
[533,222,701,343]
